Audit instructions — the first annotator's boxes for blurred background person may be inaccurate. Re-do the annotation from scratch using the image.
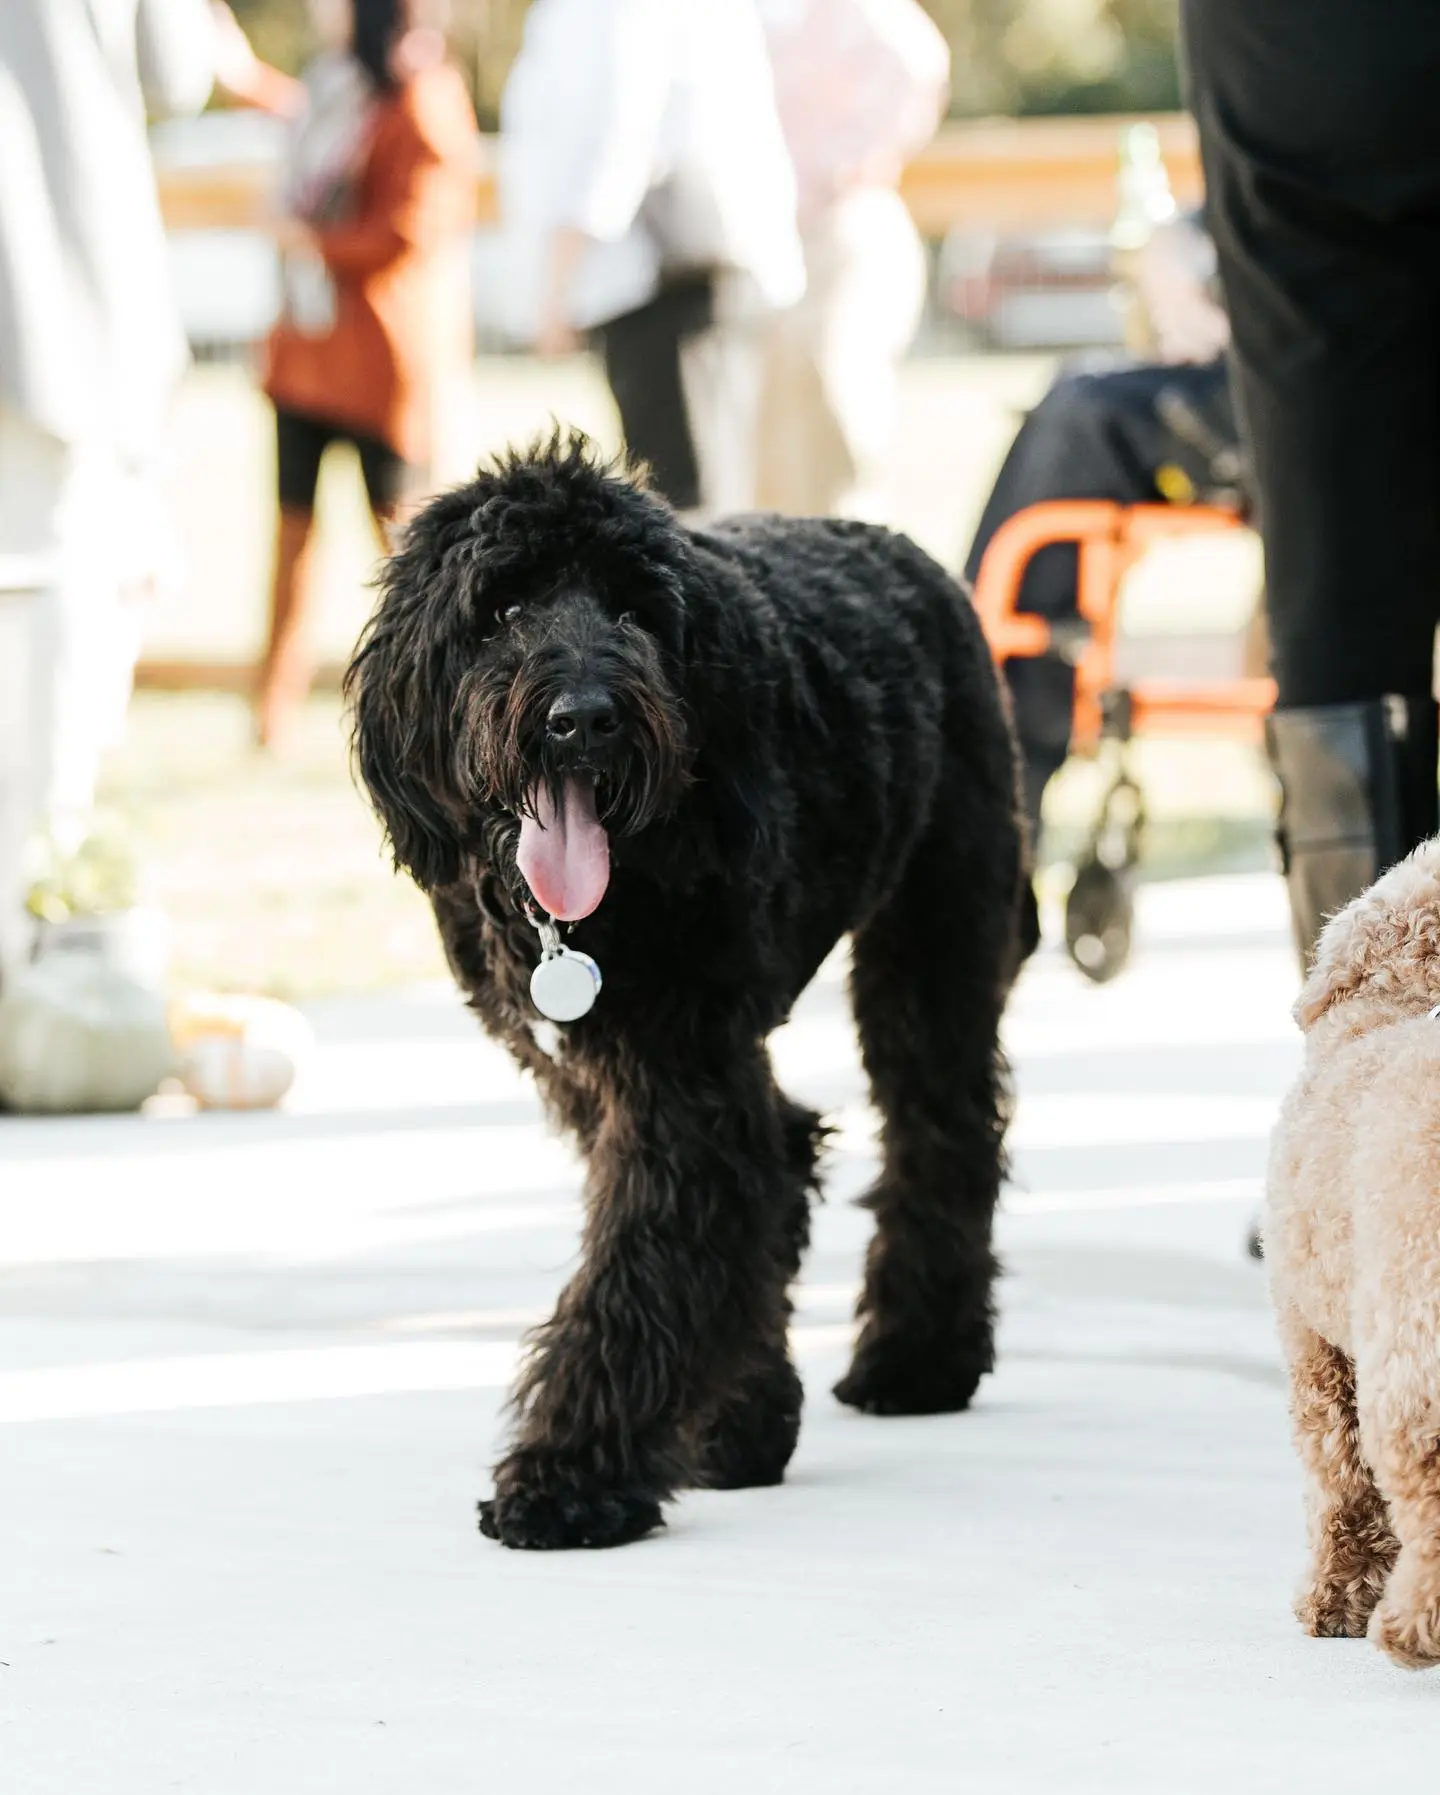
[1182,0,1440,968]
[498,0,804,518]
[215,0,477,750]
[965,210,1240,848]
[754,0,949,522]
[0,0,215,981]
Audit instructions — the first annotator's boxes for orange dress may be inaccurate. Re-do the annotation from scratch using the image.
[264,63,477,467]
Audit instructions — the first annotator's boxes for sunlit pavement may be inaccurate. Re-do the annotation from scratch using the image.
[3,874,1435,1792]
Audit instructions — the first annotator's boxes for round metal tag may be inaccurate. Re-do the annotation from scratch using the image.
[530,947,602,1023]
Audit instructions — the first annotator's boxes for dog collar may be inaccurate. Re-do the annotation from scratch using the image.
[524,904,603,1023]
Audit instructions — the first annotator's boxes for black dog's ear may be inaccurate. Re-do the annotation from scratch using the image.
[349,684,463,890]
[344,496,478,891]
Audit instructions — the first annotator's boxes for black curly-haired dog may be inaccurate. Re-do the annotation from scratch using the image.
[346,436,1031,1550]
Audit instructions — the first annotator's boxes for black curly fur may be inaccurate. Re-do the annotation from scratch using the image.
[346,434,1031,1550]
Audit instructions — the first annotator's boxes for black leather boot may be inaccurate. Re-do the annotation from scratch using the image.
[1266,695,1439,970]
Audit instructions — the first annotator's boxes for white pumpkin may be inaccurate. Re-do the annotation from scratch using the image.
[0,950,174,1114]
[170,993,314,1111]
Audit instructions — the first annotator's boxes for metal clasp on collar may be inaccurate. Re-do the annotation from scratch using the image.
[523,900,564,955]
[522,901,602,1023]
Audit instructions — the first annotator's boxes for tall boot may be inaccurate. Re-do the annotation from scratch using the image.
[254,504,318,750]
[1266,695,1439,970]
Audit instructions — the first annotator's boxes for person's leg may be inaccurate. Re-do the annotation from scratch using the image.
[0,407,165,975]
[808,187,928,523]
[256,406,328,750]
[678,270,768,518]
[354,430,420,547]
[1183,0,1440,964]
[753,274,836,517]
[37,460,151,838]
[754,213,859,519]
[594,282,708,513]
[0,405,68,979]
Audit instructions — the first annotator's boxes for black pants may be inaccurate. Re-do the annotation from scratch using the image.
[963,356,1237,829]
[274,404,415,516]
[1182,0,1440,709]
[593,273,716,513]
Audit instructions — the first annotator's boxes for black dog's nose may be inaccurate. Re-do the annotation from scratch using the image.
[546,689,620,751]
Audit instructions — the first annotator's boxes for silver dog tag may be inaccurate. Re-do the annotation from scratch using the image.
[529,916,602,1022]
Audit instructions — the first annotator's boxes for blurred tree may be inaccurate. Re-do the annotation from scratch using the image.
[225,0,1179,125]
[227,0,308,76]
[448,0,527,130]
[929,0,1180,116]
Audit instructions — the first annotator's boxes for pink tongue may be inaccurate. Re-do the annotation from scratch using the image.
[516,779,611,921]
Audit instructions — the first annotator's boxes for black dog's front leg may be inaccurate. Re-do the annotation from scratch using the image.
[479,1042,791,1549]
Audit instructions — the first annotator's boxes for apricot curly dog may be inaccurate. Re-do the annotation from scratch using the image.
[1269,838,1440,1668]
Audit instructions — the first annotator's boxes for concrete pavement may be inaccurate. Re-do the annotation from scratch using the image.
[3,874,1436,1792]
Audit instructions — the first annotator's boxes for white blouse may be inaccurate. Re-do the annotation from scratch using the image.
[498,0,804,337]
[0,0,214,455]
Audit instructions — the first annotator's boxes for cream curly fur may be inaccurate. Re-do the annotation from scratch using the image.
[1268,837,1440,1669]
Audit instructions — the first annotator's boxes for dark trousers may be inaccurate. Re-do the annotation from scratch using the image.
[273,404,415,516]
[963,356,1235,832]
[1182,0,1440,710]
[593,273,716,513]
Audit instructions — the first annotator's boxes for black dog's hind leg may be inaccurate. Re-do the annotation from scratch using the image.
[836,767,1021,1417]
[691,1097,823,1489]
[479,1036,801,1549]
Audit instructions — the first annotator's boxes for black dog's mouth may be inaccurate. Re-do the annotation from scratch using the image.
[515,775,611,921]
[462,604,693,915]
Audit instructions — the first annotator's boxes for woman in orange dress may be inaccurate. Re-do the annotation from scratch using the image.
[217,0,476,747]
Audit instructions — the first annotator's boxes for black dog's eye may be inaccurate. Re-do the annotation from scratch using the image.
[500,604,522,625]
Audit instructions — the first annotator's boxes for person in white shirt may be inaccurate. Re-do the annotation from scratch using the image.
[0,0,214,980]
[754,0,949,521]
[498,0,803,516]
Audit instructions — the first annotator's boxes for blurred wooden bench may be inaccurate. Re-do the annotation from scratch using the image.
[155,113,1205,235]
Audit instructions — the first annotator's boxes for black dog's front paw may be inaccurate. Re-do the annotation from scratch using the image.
[477,1461,664,1550]
[834,1329,990,1417]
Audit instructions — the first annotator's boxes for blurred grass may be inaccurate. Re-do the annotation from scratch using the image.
[97,694,448,1000]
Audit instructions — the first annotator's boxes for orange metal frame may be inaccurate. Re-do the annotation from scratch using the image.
[970,500,1276,750]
